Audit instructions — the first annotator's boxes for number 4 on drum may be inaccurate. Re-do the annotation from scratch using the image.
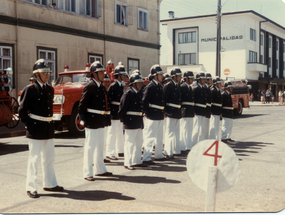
[203,140,222,166]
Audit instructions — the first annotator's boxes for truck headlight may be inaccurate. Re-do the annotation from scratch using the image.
[53,95,65,105]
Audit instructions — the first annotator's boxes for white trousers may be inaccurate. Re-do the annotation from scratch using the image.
[221,117,233,140]
[209,115,220,140]
[26,138,58,192]
[124,129,143,167]
[164,117,180,156]
[204,117,210,139]
[106,120,124,157]
[181,117,194,150]
[142,119,164,161]
[83,127,107,178]
[192,115,205,146]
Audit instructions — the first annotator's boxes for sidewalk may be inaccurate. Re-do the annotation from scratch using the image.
[249,101,283,106]
[0,121,25,138]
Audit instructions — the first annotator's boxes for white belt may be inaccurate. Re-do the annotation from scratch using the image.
[206,103,212,107]
[111,101,120,105]
[222,107,234,110]
[126,111,143,116]
[212,103,222,107]
[166,103,181,108]
[87,108,110,115]
[149,103,164,110]
[181,102,194,106]
[195,103,206,108]
[28,113,53,122]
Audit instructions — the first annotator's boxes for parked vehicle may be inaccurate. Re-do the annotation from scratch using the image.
[0,68,19,128]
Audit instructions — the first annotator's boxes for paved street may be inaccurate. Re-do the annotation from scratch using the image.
[0,105,285,213]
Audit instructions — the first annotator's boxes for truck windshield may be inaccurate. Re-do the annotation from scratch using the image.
[55,73,90,85]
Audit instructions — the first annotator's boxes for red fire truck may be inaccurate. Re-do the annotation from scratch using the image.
[228,79,251,116]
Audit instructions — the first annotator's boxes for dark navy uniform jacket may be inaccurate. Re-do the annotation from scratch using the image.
[163,80,181,119]
[107,80,124,120]
[204,84,211,118]
[142,80,164,120]
[78,79,110,129]
[221,90,234,119]
[19,81,54,139]
[211,86,222,116]
[118,86,144,129]
[193,83,206,116]
[180,82,194,118]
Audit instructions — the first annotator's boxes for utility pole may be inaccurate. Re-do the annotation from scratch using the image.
[216,0,221,77]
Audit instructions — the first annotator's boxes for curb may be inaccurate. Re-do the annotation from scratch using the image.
[0,130,26,138]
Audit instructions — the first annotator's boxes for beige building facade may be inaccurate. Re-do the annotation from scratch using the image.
[0,0,162,96]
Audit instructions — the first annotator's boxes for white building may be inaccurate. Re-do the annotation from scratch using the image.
[160,10,285,98]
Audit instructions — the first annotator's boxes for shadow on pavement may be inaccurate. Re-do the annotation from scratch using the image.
[234,114,266,119]
[55,145,83,148]
[226,141,274,158]
[0,142,28,156]
[54,132,85,139]
[94,175,181,184]
[40,190,135,201]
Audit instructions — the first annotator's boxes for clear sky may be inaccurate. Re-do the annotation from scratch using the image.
[159,0,285,64]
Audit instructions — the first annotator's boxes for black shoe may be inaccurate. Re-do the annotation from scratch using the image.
[165,155,175,159]
[181,150,188,154]
[154,157,169,161]
[27,191,40,198]
[133,163,148,167]
[221,139,229,143]
[95,172,113,176]
[84,177,95,181]
[143,160,156,165]
[124,166,135,170]
[118,153,124,157]
[106,156,118,160]
[227,138,235,143]
[43,186,64,192]
[104,159,111,163]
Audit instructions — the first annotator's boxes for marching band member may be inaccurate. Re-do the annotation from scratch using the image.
[105,65,128,160]
[204,73,213,139]
[78,61,112,181]
[19,59,64,198]
[192,72,207,145]
[163,68,182,158]
[142,64,167,165]
[221,81,235,143]
[118,73,147,170]
[209,77,223,140]
[180,71,195,152]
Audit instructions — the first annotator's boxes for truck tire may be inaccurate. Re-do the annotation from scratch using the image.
[68,106,85,137]
[234,99,243,116]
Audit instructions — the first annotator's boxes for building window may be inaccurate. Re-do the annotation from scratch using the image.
[250,28,256,41]
[260,35,263,46]
[88,54,103,64]
[269,38,272,48]
[276,41,278,50]
[269,57,271,67]
[178,32,196,44]
[260,55,263,64]
[128,58,139,74]
[249,51,257,63]
[138,8,148,31]
[115,1,133,26]
[178,53,196,65]
[276,59,278,69]
[85,0,101,18]
[0,46,12,71]
[38,48,56,84]
[26,0,51,5]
